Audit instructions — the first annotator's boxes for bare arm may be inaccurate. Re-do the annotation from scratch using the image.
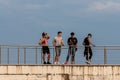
[76,42,78,47]
[39,39,42,45]
[82,41,85,46]
[68,41,73,46]
[61,39,65,46]
[88,38,95,47]
[52,39,56,46]
[47,34,50,40]
[67,38,71,45]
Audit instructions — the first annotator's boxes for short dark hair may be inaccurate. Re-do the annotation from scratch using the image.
[88,33,92,37]
[71,32,75,35]
[42,32,46,37]
[58,31,62,34]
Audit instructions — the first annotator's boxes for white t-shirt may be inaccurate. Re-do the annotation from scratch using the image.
[53,36,64,46]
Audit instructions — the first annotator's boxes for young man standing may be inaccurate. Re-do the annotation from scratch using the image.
[52,31,64,64]
[39,32,51,64]
[83,33,95,64]
[64,32,78,64]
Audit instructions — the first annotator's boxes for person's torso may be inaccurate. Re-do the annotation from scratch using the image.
[54,36,63,46]
[41,38,48,46]
[84,37,90,46]
[68,37,77,45]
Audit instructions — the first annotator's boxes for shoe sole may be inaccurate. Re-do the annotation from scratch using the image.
[86,62,91,65]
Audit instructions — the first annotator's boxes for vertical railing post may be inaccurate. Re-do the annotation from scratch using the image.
[104,47,107,64]
[0,47,1,64]
[7,48,9,64]
[24,48,26,64]
[74,46,76,64]
[41,48,43,64]
[18,48,20,65]
[53,47,55,64]
[36,47,38,64]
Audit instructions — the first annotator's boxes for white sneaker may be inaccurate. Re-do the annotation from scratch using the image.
[88,61,91,64]
[57,62,60,64]
[89,60,91,64]
[54,62,57,64]
[86,61,89,64]
[86,61,91,64]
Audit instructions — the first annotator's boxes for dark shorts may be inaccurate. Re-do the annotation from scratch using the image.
[42,46,50,54]
[55,46,61,56]
[84,47,92,56]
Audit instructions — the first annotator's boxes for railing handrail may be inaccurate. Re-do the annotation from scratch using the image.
[1,44,120,47]
[0,44,120,65]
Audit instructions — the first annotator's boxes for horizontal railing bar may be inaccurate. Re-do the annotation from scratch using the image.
[1,44,120,47]
[1,47,120,50]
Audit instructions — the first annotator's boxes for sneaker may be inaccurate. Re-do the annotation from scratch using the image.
[71,61,75,64]
[47,62,51,64]
[43,61,46,64]
[86,61,91,64]
[88,60,91,64]
[54,62,57,64]
[86,60,88,64]
[57,62,60,64]
[64,62,68,64]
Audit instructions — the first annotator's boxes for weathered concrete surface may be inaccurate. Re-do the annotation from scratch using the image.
[0,65,120,80]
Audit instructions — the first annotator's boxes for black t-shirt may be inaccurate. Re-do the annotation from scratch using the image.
[67,37,78,46]
[84,37,90,46]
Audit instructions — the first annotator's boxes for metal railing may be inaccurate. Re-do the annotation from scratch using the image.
[0,44,120,65]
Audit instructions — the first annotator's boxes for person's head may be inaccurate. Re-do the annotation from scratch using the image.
[88,33,92,38]
[71,32,75,38]
[42,32,47,38]
[57,31,62,37]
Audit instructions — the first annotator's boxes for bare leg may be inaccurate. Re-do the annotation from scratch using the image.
[43,54,46,62]
[55,56,59,62]
[47,54,50,62]
[54,56,57,63]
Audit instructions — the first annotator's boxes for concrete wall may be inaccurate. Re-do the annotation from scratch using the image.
[0,65,120,80]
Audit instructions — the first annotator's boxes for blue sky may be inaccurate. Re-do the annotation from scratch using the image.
[0,0,120,45]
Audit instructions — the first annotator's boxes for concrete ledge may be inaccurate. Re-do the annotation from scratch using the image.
[0,65,120,80]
